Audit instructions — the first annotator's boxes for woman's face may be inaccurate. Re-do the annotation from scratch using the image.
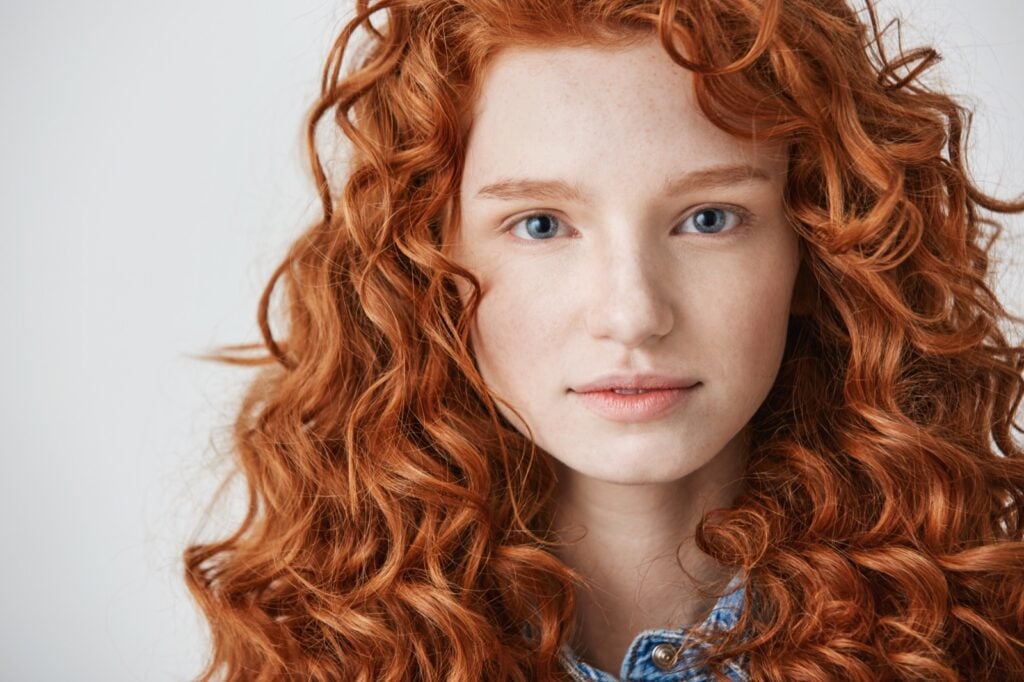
[452,36,801,485]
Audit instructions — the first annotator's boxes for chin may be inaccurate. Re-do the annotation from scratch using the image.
[558,450,701,485]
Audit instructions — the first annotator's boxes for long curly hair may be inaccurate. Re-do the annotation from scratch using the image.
[183,0,1024,679]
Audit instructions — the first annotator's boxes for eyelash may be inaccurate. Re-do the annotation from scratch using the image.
[501,205,754,242]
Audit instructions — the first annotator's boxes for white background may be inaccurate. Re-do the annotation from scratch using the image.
[1,1,1021,679]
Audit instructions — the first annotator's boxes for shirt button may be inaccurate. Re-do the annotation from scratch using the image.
[650,643,678,671]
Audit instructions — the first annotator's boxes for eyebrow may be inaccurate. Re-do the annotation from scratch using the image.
[473,163,775,202]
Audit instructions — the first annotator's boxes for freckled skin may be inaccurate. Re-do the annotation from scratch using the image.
[452,37,801,487]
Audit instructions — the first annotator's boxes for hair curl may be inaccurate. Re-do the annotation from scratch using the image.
[184,0,1024,679]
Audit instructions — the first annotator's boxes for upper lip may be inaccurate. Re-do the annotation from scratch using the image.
[571,373,700,393]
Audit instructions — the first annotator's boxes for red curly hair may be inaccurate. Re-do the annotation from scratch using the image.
[184,0,1024,679]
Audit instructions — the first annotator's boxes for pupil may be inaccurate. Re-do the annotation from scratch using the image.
[526,215,557,238]
[695,209,722,233]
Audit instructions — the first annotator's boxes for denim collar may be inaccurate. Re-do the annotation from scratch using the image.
[558,573,748,682]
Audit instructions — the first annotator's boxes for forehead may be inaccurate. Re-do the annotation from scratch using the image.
[461,36,787,193]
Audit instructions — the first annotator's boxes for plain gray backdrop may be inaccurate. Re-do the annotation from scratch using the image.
[1,1,1022,679]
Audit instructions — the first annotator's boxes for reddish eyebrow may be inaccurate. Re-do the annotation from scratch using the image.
[473,163,775,202]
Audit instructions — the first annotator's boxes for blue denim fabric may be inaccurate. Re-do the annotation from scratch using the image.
[558,573,748,682]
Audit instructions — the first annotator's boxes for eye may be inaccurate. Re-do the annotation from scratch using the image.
[506,212,567,241]
[677,206,749,235]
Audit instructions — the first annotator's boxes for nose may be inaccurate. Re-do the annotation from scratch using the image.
[584,237,675,349]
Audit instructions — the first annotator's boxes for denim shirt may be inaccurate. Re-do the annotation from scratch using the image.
[557,573,748,682]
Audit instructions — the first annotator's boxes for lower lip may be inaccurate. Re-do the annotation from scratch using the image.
[571,385,699,423]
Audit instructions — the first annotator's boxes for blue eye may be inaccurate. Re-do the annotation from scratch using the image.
[678,207,745,235]
[508,213,564,240]
[505,206,749,241]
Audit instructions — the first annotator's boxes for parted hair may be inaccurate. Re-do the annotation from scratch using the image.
[184,0,1024,679]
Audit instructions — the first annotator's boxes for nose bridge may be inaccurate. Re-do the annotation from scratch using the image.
[586,226,674,347]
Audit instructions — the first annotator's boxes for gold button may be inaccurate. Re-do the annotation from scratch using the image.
[650,643,678,671]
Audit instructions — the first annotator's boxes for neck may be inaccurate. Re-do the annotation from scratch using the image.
[550,430,746,675]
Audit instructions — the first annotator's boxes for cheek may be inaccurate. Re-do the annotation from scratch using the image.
[712,258,798,386]
[470,279,564,392]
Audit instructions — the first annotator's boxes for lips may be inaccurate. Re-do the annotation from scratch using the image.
[568,372,701,422]
[571,384,699,422]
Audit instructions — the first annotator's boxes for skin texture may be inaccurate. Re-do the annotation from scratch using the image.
[452,36,802,674]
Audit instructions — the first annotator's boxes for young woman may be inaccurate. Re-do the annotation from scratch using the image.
[184,0,1024,679]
